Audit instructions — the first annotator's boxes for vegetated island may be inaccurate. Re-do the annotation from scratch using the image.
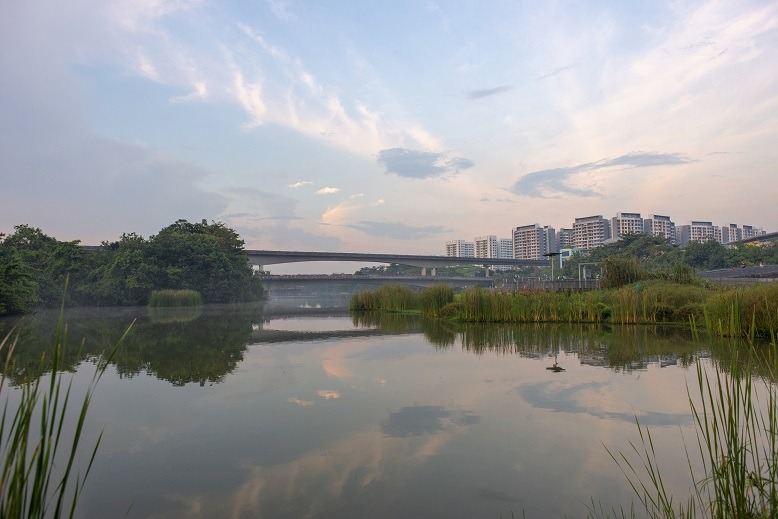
[0,219,264,316]
[351,257,778,341]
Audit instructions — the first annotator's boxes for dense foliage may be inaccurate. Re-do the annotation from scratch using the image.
[557,234,778,280]
[0,220,263,315]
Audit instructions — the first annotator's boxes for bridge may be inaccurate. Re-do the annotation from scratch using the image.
[723,231,778,247]
[246,249,546,276]
[260,274,494,292]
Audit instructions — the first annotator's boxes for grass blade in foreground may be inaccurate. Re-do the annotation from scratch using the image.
[0,307,134,518]
[593,341,777,518]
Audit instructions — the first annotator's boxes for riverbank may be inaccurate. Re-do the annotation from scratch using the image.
[350,280,778,339]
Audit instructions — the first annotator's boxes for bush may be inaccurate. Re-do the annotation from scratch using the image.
[148,289,203,307]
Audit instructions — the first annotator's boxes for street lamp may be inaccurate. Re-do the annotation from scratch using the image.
[543,252,561,289]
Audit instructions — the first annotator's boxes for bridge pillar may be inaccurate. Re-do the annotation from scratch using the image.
[422,267,427,276]
[484,266,491,277]
[432,268,436,276]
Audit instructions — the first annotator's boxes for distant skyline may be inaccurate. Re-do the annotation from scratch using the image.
[2,1,777,265]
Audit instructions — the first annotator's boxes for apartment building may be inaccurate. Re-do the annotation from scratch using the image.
[445,240,474,257]
[721,224,742,244]
[573,215,611,251]
[643,214,676,243]
[677,221,722,247]
[742,225,766,239]
[513,224,553,260]
[611,212,644,239]
[557,228,575,251]
[499,238,514,260]
[474,235,499,259]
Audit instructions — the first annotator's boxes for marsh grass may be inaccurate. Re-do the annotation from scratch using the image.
[350,285,420,313]
[593,338,778,518]
[0,297,133,518]
[147,289,203,308]
[351,281,777,340]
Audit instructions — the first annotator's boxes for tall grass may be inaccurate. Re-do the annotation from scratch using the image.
[147,289,203,308]
[350,281,778,340]
[597,340,777,518]
[702,283,778,340]
[0,301,132,518]
[419,285,454,318]
[350,285,420,313]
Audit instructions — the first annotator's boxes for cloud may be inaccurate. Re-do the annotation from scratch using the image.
[508,151,695,198]
[346,221,448,240]
[289,181,313,188]
[377,148,474,179]
[317,390,341,399]
[536,65,574,80]
[288,397,313,407]
[380,406,480,438]
[467,85,514,99]
[519,381,690,426]
[316,187,341,195]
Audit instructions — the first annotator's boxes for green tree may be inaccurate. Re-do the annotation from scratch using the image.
[147,220,262,303]
[683,239,728,270]
[0,225,92,308]
[0,237,38,315]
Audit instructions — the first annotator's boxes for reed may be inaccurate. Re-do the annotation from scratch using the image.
[1,300,133,518]
[351,281,778,340]
[702,283,778,340]
[350,285,419,312]
[418,285,454,318]
[595,340,778,518]
[147,289,203,308]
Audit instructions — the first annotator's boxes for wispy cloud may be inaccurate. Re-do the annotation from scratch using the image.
[289,181,313,188]
[536,65,574,80]
[509,152,694,198]
[316,187,340,195]
[346,221,449,240]
[377,148,474,179]
[467,85,514,99]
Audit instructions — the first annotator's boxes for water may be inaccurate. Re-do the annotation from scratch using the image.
[0,299,755,518]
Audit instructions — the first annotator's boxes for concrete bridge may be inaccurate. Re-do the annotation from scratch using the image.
[246,249,546,276]
[260,274,494,292]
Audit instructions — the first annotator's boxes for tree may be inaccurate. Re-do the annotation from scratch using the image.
[146,220,262,303]
[683,240,727,270]
[0,238,38,315]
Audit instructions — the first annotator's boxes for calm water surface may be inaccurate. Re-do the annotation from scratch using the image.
[0,298,752,518]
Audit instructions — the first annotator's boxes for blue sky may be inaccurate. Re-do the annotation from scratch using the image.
[2,0,776,261]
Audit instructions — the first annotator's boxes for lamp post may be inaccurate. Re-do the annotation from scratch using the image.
[543,252,561,290]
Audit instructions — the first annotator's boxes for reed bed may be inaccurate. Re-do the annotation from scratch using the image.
[147,289,203,308]
[702,283,778,340]
[350,281,778,340]
[350,285,420,313]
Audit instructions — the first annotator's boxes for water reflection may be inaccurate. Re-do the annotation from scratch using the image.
[3,303,774,389]
[1,303,263,386]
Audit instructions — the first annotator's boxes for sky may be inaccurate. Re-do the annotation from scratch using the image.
[2,0,777,267]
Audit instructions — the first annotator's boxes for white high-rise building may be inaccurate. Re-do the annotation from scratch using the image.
[742,225,766,239]
[644,214,676,243]
[611,212,644,239]
[677,221,721,247]
[474,235,499,259]
[499,238,514,260]
[722,224,742,244]
[513,224,553,260]
[445,240,474,257]
[557,228,575,251]
[573,215,611,251]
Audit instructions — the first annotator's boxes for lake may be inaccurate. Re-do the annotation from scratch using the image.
[0,298,764,518]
